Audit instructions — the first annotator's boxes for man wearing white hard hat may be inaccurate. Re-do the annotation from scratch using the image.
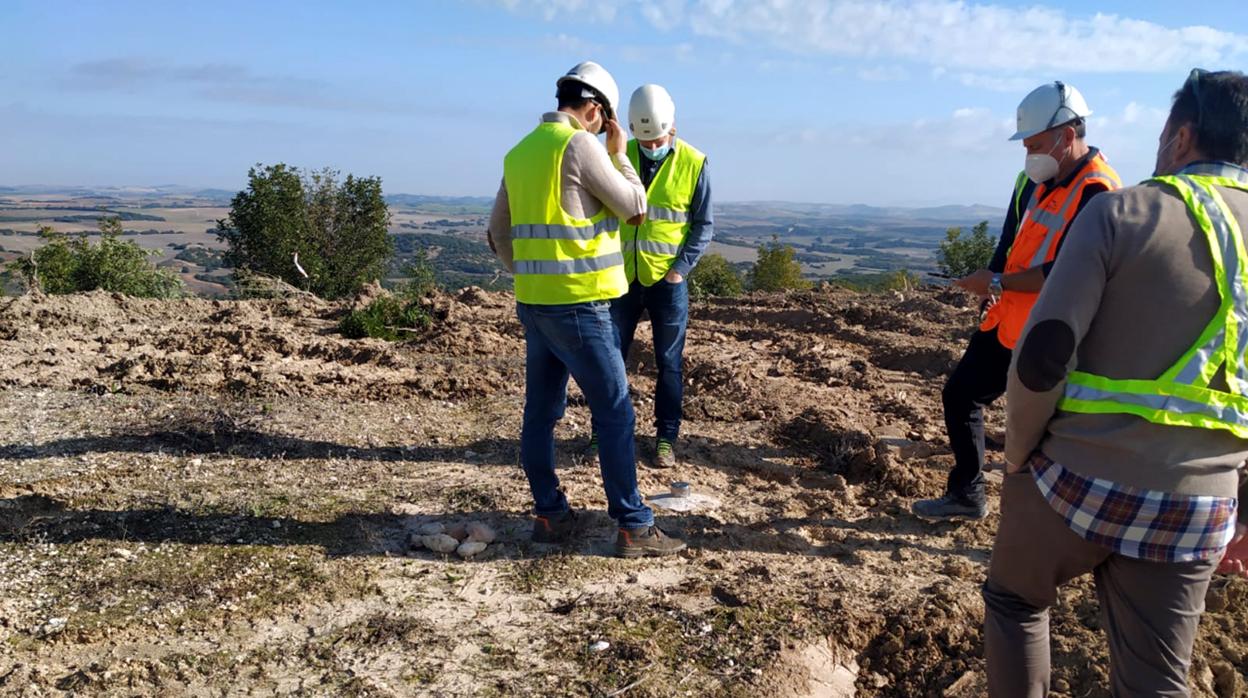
[912,82,1121,521]
[588,84,713,469]
[986,68,1248,697]
[488,62,687,558]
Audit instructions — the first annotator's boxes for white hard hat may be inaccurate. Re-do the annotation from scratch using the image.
[557,61,620,120]
[628,84,676,140]
[1010,81,1092,141]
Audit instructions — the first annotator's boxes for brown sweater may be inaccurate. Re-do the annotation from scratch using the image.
[1006,165,1248,521]
[488,112,646,273]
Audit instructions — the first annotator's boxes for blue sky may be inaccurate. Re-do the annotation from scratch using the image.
[2,0,1246,206]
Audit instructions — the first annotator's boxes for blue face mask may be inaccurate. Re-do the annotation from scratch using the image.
[641,143,671,161]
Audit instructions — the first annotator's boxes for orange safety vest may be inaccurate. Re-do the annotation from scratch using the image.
[981,151,1121,349]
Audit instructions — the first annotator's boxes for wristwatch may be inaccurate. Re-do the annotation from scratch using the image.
[989,273,1004,296]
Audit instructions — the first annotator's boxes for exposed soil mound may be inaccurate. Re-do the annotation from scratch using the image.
[0,289,524,400]
[778,407,933,497]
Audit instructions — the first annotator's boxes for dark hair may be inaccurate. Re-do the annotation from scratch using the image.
[556,80,612,119]
[1070,117,1086,139]
[1168,70,1248,166]
[556,80,593,111]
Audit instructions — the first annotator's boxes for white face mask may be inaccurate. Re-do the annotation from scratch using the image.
[1025,136,1066,184]
[1152,132,1181,178]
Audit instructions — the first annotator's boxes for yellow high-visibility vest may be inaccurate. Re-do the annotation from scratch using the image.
[622,138,706,286]
[1059,170,1248,437]
[503,121,628,304]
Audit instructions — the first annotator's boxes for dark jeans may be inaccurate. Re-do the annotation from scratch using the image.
[516,301,653,530]
[609,279,689,442]
[942,328,1012,502]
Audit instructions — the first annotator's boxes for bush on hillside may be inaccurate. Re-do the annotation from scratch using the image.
[688,253,744,300]
[748,236,811,292]
[9,219,183,298]
[216,163,393,299]
[338,250,439,341]
[937,220,995,278]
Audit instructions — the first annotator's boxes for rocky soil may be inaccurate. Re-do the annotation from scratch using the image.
[0,286,1243,696]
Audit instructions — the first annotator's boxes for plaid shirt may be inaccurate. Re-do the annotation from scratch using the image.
[1029,453,1238,563]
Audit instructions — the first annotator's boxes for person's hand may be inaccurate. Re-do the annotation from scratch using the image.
[604,118,627,156]
[1217,523,1248,577]
[955,269,994,298]
[665,270,684,284]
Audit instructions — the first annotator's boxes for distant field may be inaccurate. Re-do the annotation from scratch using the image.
[706,240,758,264]
[0,189,987,295]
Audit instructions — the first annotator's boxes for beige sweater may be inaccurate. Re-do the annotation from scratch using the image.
[487,112,646,272]
[1007,169,1248,521]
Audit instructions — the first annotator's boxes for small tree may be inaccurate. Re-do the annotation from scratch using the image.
[937,220,996,278]
[688,253,743,300]
[217,163,393,299]
[9,219,183,298]
[748,236,811,292]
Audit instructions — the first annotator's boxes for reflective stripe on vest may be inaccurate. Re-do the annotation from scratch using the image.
[1058,172,1248,438]
[981,152,1122,348]
[622,138,706,286]
[502,121,628,305]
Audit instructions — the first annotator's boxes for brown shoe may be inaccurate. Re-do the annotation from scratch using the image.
[651,438,676,468]
[615,525,687,558]
[532,510,581,544]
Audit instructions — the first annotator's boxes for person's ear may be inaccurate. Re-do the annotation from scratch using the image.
[1174,122,1197,161]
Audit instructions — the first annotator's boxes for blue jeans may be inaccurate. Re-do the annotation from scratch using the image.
[516,301,654,530]
[610,279,689,442]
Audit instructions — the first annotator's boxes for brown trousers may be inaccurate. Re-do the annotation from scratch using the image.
[984,470,1216,697]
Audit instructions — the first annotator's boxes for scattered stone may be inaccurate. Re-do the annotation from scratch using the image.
[416,522,446,536]
[589,640,610,652]
[422,533,459,554]
[446,523,469,541]
[466,522,497,544]
[34,618,67,638]
[190,458,203,467]
[456,541,487,559]
[111,548,133,561]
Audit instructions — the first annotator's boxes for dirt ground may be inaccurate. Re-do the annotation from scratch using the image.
[0,286,1244,697]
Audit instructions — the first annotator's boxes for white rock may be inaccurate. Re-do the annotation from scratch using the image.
[190,458,203,467]
[590,640,610,652]
[112,548,134,561]
[466,522,497,544]
[36,617,67,637]
[456,541,487,559]
[416,522,446,536]
[422,533,459,554]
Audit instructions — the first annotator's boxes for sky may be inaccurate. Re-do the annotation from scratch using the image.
[2,0,1246,207]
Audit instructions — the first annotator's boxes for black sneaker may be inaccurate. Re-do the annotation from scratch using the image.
[532,510,582,544]
[911,494,987,521]
[615,525,687,558]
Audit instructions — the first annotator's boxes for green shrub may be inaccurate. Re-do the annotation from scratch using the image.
[688,253,744,300]
[339,296,431,341]
[339,251,439,341]
[748,236,811,292]
[9,220,183,298]
[937,220,996,278]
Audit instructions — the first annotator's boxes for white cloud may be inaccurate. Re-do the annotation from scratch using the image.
[858,65,909,82]
[499,0,1248,74]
